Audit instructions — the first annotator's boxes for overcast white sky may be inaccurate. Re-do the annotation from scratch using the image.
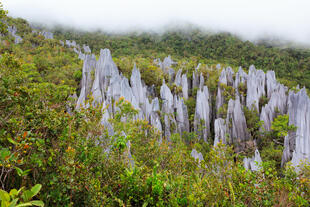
[3,0,310,44]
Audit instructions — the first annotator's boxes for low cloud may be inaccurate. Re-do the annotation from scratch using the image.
[3,0,310,45]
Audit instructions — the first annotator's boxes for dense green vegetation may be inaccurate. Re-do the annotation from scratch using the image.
[1,6,310,207]
[51,26,310,89]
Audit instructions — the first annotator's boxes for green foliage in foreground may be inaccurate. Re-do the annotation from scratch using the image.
[0,184,44,207]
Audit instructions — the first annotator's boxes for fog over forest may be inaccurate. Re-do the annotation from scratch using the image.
[4,0,310,45]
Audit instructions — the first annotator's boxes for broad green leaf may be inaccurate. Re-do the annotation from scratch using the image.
[15,167,24,177]
[8,198,18,207]
[16,202,33,207]
[30,184,42,197]
[30,200,44,207]
[0,189,10,202]
[9,189,18,197]
[21,190,33,202]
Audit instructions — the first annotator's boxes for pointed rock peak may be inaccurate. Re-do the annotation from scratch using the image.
[249,65,256,73]
[100,48,113,61]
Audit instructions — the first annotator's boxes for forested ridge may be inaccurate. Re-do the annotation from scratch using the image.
[1,5,310,207]
[52,26,310,89]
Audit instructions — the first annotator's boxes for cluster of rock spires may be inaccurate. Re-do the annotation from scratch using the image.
[73,47,310,171]
[4,23,309,171]
[7,26,22,44]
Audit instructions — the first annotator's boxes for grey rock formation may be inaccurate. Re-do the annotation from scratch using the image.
[66,40,77,48]
[83,44,91,53]
[226,98,250,145]
[76,54,97,109]
[59,40,64,46]
[174,69,182,86]
[260,83,287,131]
[175,96,189,136]
[214,118,227,146]
[216,64,221,70]
[91,49,119,104]
[246,65,266,111]
[225,67,234,86]
[40,31,53,39]
[216,68,229,116]
[7,26,22,44]
[149,98,162,135]
[281,88,310,169]
[194,86,211,142]
[191,149,204,163]
[244,149,262,171]
[181,74,188,99]
[160,81,175,139]
[234,67,247,105]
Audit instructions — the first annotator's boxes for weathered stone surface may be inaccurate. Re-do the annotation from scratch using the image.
[40,31,53,39]
[59,40,64,46]
[216,68,230,116]
[214,118,227,146]
[216,64,221,70]
[160,81,175,139]
[76,54,97,109]
[150,98,162,133]
[192,71,200,89]
[162,55,175,70]
[91,49,119,104]
[7,26,22,44]
[194,86,211,142]
[199,73,204,90]
[243,149,262,171]
[83,44,91,53]
[181,74,188,99]
[174,69,182,86]
[234,67,247,105]
[246,65,266,111]
[175,96,189,136]
[281,88,310,169]
[226,98,250,145]
[260,83,287,131]
[191,149,204,163]
[66,40,77,48]
[130,64,146,106]
[225,67,234,86]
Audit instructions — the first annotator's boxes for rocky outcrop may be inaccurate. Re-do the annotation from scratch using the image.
[214,118,227,146]
[246,65,266,112]
[40,31,53,39]
[181,74,188,99]
[83,44,91,54]
[91,49,119,105]
[160,81,176,140]
[260,83,287,131]
[7,26,22,44]
[191,149,204,163]
[234,67,247,105]
[281,88,310,169]
[194,86,211,142]
[175,96,189,136]
[76,54,97,109]
[226,98,250,146]
[66,40,77,48]
[243,149,262,171]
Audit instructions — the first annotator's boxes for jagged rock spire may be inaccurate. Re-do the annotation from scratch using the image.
[282,88,310,169]
[246,65,266,112]
[194,86,211,142]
